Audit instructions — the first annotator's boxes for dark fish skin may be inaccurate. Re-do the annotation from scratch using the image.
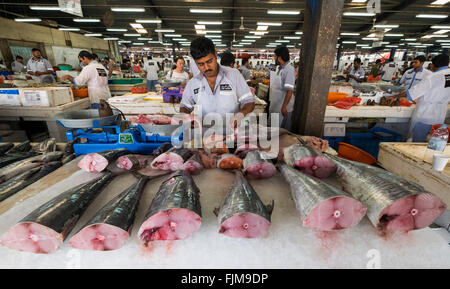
[31,138,56,154]
[142,171,202,222]
[152,142,172,156]
[19,172,113,240]
[0,161,62,203]
[62,140,78,157]
[61,154,76,165]
[75,176,149,234]
[95,148,131,162]
[0,143,14,155]
[216,171,274,224]
[6,141,31,154]
[0,152,38,168]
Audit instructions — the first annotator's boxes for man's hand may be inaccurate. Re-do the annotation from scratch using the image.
[230,113,245,129]
[28,71,35,76]
[281,105,288,117]
[34,71,41,76]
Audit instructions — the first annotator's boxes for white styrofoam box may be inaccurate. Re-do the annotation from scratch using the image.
[19,87,74,107]
[324,123,346,137]
[56,70,79,81]
[0,88,21,106]
[358,91,384,105]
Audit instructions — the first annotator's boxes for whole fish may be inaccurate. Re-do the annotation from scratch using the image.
[326,154,446,232]
[214,171,274,238]
[279,163,366,231]
[30,138,56,154]
[0,172,113,254]
[61,154,76,165]
[0,151,63,183]
[152,142,172,156]
[78,148,131,173]
[0,152,38,168]
[243,150,277,179]
[150,148,193,171]
[0,142,14,155]
[283,144,336,178]
[69,176,150,251]
[7,141,31,154]
[138,171,202,242]
[0,161,62,203]
[62,140,77,157]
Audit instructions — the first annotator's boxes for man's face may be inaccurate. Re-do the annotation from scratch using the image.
[274,55,280,66]
[79,57,89,66]
[17,58,23,63]
[354,61,360,69]
[32,51,41,59]
[195,52,218,77]
[412,60,423,70]
[230,62,235,68]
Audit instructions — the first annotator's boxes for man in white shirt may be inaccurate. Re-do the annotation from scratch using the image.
[398,55,432,89]
[61,51,111,108]
[26,48,55,83]
[345,58,365,85]
[143,55,159,92]
[388,54,450,142]
[11,56,26,73]
[381,58,399,82]
[238,58,252,82]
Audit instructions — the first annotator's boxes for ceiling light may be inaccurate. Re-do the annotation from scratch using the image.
[362,37,379,40]
[257,26,269,31]
[130,23,144,29]
[111,8,145,12]
[403,38,417,41]
[257,22,282,26]
[343,41,357,44]
[241,39,256,42]
[85,33,102,37]
[385,33,404,37]
[118,41,131,43]
[29,6,60,10]
[155,29,175,33]
[136,29,148,34]
[124,33,141,37]
[190,9,223,13]
[340,33,360,36]
[431,25,450,29]
[216,44,227,47]
[59,28,80,31]
[173,38,187,41]
[107,28,127,32]
[284,36,301,39]
[431,0,450,4]
[267,10,300,15]
[138,38,152,40]
[276,40,290,43]
[162,43,172,45]
[434,30,450,34]
[204,30,221,33]
[73,18,100,22]
[343,12,376,16]
[136,19,162,23]
[295,32,303,35]
[414,45,427,48]
[195,25,206,30]
[374,24,399,28]
[416,14,448,18]
[436,39,450,42]
[423,34,448,38]
[165,34,182,37]
[104,38,119,40]
[205,35,221,38]
[196,30,207,35]
[245,36,261,39]
[148,41,162,44]
[197,21,222,25]
[133,42,145,45]
[233,44,244,47]
[15,18,41,22]
[250,31,268,35]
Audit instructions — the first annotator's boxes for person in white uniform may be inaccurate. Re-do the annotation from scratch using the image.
[61,51,111,108]
[345,58,365,85]
[180,37,255,127]
[143,55,159,92]
[381,58,399,82]
[269,46,296,130]
[26,48,55,83]
[166,57,190,87]
[398,55,432,89]
[238,58,252,82]
[388,54,450,142]
[11,56,26,73]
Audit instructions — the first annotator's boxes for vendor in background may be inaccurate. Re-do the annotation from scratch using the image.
[180,36,255,127]
[387,54,450,142]
[102,57,114,77]
[133,61,142,73]
[92,54,100,62]
[166,57,190,87]
[11,55,26,73]
[220,51,236,68]
[238,58,252,82]
[345,58,365,84]
[26,48,55,83]
[269,46,296,130]
[367,59,382,82]
[380,58,399,82]
[397,55,432,89]
[143,55,159,92]
[61,51,111,109]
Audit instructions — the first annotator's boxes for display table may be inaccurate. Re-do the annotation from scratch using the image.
[378,142,450,207]
[0,157,448,269]
[0,98,90,142]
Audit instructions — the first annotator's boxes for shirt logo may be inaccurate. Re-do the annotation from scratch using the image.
[193,88,199,94]
[445,74,450,88]
[96,68,107,77]
[148,62,154,66]
[220,84,232,91]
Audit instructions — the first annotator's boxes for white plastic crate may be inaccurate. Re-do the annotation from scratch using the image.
[0,88,21,106]
[19,87,74,107]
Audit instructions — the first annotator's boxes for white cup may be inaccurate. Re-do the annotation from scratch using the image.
[432,154,450,172]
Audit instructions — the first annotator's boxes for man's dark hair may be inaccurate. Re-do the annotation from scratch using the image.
[220,51,235,67]
[354,58,362,64]
[242,58,249,66]
[375,59,381,64]
[432,54,449,68]
[16,55,23,60]
[190,37,216,60]
[414,55,426,63]
[274,46,290,62]
[31,48,40,53]
[78,50,94,60]
[103,57,110,61]
[388,58,394,62]
[148,55,152,60]
[92,53,99,60]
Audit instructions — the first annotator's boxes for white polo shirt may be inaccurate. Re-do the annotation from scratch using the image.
[144,60,159,81]
[26,57,55,83]
[74,61,111,104]
[398,67,433,89]
[382,62,399,82]
[407,66,450,125]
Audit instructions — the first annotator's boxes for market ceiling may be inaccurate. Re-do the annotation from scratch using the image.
[0,0,449,51]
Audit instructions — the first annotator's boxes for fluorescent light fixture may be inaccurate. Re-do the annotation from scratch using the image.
[124,33,141,37]
[59,28,80,31]
[15,18,41,22]
[196,30,207,35]
[233,44,244,47]
[342,41,357,44]
[245,36,261,39]
[367,33,376,37]
[434,30,450,34]
[295,31,303,35]
[204,30,221,33]
[422,44,434,46]
[257,26,268,31]
[216,44,227,47]
[164,34,182,37]
[260,50,266,52]
[155,29,175,33]
[85,33,102,37]
[130,23,144,29]
[190,9,223,13]
[374,24,399,28]
[173,38,187,41]
[138,38,152,40]
[284,36,301,39]
[136,29,148,34]
[436,39,450,42]
[352,0,368,2]
[414,45,427,48]
[267,10,300,15]
[197,21,222,25]
[423,34,448,38]
[257,22,282,26]
[111,8,145,12]
[162,43,172,45]
[407,43,422,45]
[73,18,100,22]
[107,28,127,32]
[250,31,268,35]
[381,42,390,44]
[276,40,290,43]
[431,25,450,29]
[133,42,145,45]
[362,37,379,40]
[104,38,119,40]
[205,35,221,38]
[340,33,360,36]
[431,0,450,4]
[181,43,190,46]
[356,44,368,47]
[403,38,417,41]
[136,19,162,23]
[343,12,376,16]
[118,41,131,43]
[241,39,256,42]
[195,25,206,30]
[385,33,404,37]
[30,6,60,10]
[416,14,448,18]
[148,41,162,44]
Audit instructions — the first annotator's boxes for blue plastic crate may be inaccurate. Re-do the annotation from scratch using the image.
[323,137,345,151]
[370,127,402,142]
[0,71,11,77]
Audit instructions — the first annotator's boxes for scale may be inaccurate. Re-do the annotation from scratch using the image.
[54,109,184,156]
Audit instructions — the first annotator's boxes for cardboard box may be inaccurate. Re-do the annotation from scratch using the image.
[324,123,346,137]
[19,87,74,107]
[0,88,21,106]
